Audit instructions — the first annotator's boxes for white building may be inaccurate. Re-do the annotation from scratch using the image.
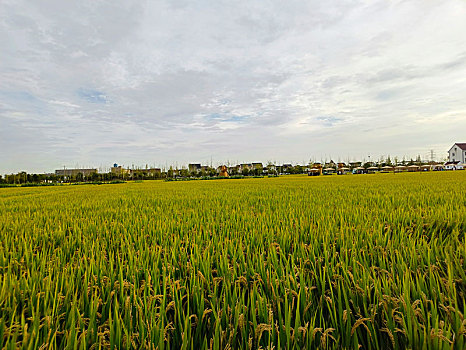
[448,143,466,163]
[444,161,464,170]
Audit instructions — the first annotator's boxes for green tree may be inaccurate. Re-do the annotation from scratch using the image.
[416,155,422,165]
[167,167,174,178]
[180,168,189,178]
[385,155,392,166]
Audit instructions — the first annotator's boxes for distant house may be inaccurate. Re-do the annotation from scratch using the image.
[188,164,202,173]
[239,163,253,172]
[282,164,293,173]
[448,143,466,163]
[229,165,240,174]
[252,162,263,169]
[337,162,347,169]
[111,164,130,175]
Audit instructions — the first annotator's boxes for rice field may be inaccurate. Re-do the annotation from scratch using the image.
[0,171,465,349]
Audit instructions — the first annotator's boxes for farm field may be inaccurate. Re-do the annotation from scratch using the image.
[0,172,465,349]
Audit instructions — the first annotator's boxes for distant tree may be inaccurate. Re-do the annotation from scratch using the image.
[253,167,263,176]
[363,162,372,169]
[167,167,174,178]
[294,165,303,174]
[416,155,422,165]
[180,168,189,178]
[386,155,392,166]
[266,163,276,176]
[242,167,250,176]
[17,172,27,184]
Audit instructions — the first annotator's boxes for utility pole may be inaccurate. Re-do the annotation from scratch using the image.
[430,149,435,163]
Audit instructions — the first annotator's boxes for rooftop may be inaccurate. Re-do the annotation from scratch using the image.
[454,143,466,150]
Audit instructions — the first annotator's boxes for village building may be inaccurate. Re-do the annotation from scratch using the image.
[239,163,253,172]
[282,164,292,171]
[337,162,347,169]
[111,164,130,175]
[448,143,466,164]
[188,164,202,173]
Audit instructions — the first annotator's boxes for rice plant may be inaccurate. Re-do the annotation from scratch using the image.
[0,171,464,349]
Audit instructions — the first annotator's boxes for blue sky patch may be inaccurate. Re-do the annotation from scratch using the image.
[316,116,342,127]
[77,88,108,104]
[204,113,250,123]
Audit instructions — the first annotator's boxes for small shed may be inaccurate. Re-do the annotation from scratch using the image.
[353,167,366,174]
[444,161,464,170]
[381,165,394,172]
[394,165,407,173]
[420,165,431,171]
[337,167,351,175]
[407,165,420,172]
[308,168,321,176]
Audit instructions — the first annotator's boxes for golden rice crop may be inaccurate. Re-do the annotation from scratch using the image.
[0,171,465,349]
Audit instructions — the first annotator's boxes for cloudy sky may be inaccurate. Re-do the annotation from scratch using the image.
[1,0,466,173]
